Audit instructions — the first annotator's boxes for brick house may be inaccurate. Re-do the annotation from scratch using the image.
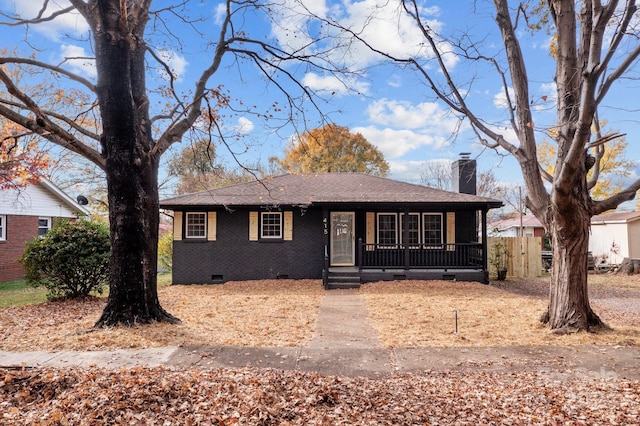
[0,179,90,282]
[161,158,503,288]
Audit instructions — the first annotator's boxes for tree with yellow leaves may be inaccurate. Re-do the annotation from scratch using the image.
[274,124,389,176]
[537,132,634,201]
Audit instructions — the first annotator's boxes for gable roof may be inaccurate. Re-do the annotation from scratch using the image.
[160,173,503,209]
[488,215,544,231]
[0,178,90,217]
[591,211,640,224]
[39,179,91,216]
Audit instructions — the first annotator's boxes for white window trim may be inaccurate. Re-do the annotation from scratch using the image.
[422,212,444,248]
[260,211,283,239]
[185,212,207,239]
[400,212,421,246]
[38,217,52,237]
[377,212,398,247]
[0,215,5,241]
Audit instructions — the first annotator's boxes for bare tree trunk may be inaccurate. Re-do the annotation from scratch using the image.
[92,2,178,327]
[540,208,605,333]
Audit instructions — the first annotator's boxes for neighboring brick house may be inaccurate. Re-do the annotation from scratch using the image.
[0,179,90,282]
[161,158,503,288]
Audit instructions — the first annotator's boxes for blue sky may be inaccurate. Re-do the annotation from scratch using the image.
[1,0,638,206]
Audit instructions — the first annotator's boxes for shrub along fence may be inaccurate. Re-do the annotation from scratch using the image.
[487,237,543,279]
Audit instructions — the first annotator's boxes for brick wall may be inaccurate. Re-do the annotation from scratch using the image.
[173,208,325,284]
[0,215,39,282]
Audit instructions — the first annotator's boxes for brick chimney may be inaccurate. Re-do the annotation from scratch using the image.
[452,152,476,195]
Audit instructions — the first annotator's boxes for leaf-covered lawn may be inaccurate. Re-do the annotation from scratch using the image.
[1,275,639,351]
[1,275,639,424]
[361,277,640,348]
[0,280,324,351]
[1,366,638,425]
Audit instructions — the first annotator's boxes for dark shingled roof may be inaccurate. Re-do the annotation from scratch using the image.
[160,173,503,209]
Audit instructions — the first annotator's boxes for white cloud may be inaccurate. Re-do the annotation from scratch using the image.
[387,160,429,183]
[365,98,462,133]
[268,0,456,71]
[533,82,557,111]
[493,86,515,109]
[349,98,467,159]
[268,0,330,53]
[235,117,255,133]
[329,1,454,68]
[155,49,188,82]
[214,3,227,25]
[8,1,89,40]
[59,44,96,79]
[493,83,556,112]
[302,72,369,95]
[353,126,440,158]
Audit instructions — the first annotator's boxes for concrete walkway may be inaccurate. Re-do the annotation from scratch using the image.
[308,289,381,349]
[2,290,640,380]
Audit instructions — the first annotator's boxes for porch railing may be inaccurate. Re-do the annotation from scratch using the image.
[358,239,484,270]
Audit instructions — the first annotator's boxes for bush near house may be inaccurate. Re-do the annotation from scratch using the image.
[158,231,173,273]
[20,220,110,300]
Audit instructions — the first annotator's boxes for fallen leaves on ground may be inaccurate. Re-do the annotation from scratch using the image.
[1,366,638,425]
[361,277,640,348]
[0,275,638,351]
[0,280,324,351]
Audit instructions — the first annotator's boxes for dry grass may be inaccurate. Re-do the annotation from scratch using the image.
[0,274,638,351]
[361,275,640,348]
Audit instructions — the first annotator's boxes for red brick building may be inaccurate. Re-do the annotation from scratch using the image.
[0,179,90,282]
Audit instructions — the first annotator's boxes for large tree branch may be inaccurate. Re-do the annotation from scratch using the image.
[0,97,101,142]
[596,43,640,106]
[0,68,104,168]
[0,57,96,92]
[493,0,550,215]
[0,2,76,25]
[0,102,104,168]
[595,0,638,105]
[592,178,640,214]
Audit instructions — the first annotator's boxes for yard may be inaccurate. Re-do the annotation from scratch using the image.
[0,274,638,351]
[1,274,639,425]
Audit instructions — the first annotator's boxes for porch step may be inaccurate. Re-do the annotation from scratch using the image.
[326,271,361,289]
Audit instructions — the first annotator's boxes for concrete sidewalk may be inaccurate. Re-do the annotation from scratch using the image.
[2,290,640,380]
[2,345,640,380]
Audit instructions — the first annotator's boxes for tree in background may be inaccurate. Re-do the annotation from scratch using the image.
[339,0,640,332]
[166,138,259,194]
[420,161,508,200]
[273,124,389,176]
[0,121,49,190]
[538,135,635,201]
[419,160,452,191]
[0,1,354,327]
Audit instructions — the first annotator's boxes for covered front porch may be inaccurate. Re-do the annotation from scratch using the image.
[322,207,492,289]
[323,240,489,289]
[324,266,489,289]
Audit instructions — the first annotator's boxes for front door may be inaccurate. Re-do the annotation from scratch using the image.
[330,212,355,266]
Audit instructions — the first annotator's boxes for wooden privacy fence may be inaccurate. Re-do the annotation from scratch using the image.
[487,237,543,279]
